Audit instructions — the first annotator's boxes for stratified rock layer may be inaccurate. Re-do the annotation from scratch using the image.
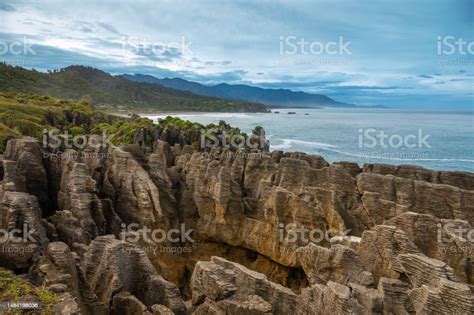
[0,135,472,314]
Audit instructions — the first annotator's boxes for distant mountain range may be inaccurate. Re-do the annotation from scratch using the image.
[123,73,363,108]
[0,64,267,112]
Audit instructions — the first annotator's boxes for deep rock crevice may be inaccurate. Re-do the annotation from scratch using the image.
[0,135,473,314]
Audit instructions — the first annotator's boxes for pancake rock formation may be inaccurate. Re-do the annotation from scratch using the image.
[0,133,473,314]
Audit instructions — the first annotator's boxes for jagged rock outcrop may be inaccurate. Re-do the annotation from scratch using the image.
[0,191,48,270]
[191,256,299,314]
[364,163,474,191]
[191,254,474,314]
[297,243,374,286]
[50,150,106,246]
[101,146,172,229]
[31,237,186,314]
[1,133,474,314]
[4,138,51,212]
[82,235,186,314]
[31,241,106,314]
[386,212,474,284]
[356,166,474,226]
[0,159,26,194]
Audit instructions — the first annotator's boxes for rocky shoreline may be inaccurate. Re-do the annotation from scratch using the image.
[0,126,473,314]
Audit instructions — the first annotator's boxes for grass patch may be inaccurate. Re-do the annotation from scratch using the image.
[0,268,58,314]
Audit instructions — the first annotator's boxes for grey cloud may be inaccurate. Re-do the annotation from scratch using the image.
[449,78,470,82]
[257,80,343,89]
[0,3,15,12]
[77,23,95,33]
[97,22,119,34]
[204,60,233,66]
[133,46,183,62]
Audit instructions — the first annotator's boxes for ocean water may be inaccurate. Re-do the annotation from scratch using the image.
[145,108,474,173]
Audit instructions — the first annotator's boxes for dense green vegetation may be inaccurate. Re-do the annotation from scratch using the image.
[0,63,268,112]
[92,117,157,147]
[0,92,114,152]
[0,92,150,151]
[0,92,263,153]
[0,268,58,314]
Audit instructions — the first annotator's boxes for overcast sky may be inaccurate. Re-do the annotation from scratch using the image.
[0,0,473,108]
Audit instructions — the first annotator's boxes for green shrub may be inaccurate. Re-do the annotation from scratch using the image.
[69,126,85,136]
[0,268,58,313]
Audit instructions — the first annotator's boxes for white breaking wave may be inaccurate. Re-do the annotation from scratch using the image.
[270,139,338,150]
[270,139,474,163]
[316,147,474,163]
[145,114,205,120]
[200,113,255,119]
[145,113,254,122]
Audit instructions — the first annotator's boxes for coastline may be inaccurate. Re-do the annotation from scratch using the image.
[133,109,474,173]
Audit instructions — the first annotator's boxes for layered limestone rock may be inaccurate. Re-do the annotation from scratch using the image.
[100,146,172,230]
[1,134,473,313]
[0,191,48,270]
[297,242,374,286]
[191,253,474,314]
[82,235,186,314]
[191,256,299,314]
[0,159,26,194]
[356,165,474,225]
[386,211,474,284]
[183,150,354,268]
[31,241,106,314]
[363,163,474,191]
[4,138,51,212]
[30,237,188,314]
[49,150,106,246]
